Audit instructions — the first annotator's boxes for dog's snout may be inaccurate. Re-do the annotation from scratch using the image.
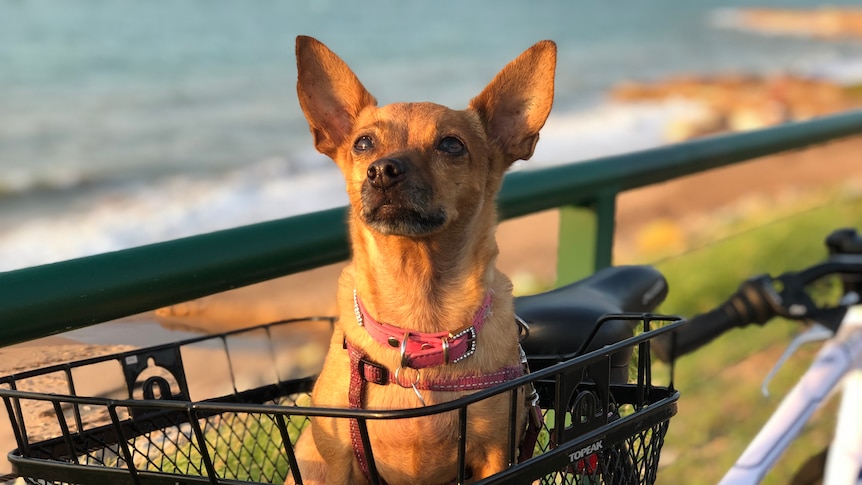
[366,158,406,190]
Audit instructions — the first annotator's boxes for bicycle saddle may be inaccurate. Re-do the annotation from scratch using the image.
[516,265,668,379]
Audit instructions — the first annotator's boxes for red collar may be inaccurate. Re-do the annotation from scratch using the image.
[353,289,493,369]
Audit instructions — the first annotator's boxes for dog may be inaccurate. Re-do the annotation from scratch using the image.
[288,35,555,485]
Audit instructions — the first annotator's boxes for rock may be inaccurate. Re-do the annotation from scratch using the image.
[732,8,862,39]
[663,109,725,142]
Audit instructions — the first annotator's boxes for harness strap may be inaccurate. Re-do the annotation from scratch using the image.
[348,344,374,481]
[519,397,544,463]
[347,342,540,483]
[356,356,524,391]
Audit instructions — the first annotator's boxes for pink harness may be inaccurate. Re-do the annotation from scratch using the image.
[346,290,541,482]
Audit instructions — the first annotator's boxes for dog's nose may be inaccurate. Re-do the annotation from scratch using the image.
[366,158,406,190]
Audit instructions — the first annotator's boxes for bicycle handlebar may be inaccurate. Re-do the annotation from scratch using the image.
[652,228,862,362]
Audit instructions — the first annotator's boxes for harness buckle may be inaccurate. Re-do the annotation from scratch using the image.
[357,358,389,385]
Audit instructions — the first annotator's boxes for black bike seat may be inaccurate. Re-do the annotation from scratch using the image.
[516,265,667,377]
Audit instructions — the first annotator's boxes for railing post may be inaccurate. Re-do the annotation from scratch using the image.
[556,190,617,286]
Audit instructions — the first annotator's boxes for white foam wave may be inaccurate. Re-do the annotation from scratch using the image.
[0,155,347,272]
[1,101,700,272]
[525,99,705,169]
[0,166,90,195]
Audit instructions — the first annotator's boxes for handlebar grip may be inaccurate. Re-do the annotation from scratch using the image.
[652,305,742,362]
[652,275,778,362]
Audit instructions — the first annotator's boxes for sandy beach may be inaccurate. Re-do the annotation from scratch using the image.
[2,134,862,478]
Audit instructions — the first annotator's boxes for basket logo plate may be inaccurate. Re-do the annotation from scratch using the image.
[568,439,603,462]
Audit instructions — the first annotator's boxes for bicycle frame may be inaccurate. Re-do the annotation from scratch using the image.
[719,305,862,485]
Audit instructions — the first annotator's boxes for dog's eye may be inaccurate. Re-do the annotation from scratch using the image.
[437,136,466,156]
[353,135,374,152]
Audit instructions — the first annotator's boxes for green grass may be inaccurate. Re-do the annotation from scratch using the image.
[647,192,862,484]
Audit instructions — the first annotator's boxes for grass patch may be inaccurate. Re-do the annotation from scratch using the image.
[646,192,862,484]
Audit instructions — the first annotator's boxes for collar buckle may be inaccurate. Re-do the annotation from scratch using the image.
[450,326,478,363]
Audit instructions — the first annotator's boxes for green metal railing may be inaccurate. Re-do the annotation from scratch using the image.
[2,110,862,347]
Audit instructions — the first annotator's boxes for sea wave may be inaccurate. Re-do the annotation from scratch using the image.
[0,156,348,272]
[0,166,94,196]
[528,100,705,168]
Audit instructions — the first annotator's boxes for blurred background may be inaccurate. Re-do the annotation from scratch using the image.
[5,1,862,483]
[3,0,862,271]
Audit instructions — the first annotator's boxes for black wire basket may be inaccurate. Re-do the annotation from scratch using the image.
[0,314,682,485]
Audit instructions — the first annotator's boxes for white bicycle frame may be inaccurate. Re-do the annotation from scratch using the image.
[719,304,862,485]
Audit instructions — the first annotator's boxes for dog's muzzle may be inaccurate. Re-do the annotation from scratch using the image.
[360,157,446,236]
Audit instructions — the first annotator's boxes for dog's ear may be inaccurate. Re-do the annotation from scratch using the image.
[469,40,556,166]
[296,36,377,159]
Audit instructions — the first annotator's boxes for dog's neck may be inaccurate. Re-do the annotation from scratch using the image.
[347,211,503,335]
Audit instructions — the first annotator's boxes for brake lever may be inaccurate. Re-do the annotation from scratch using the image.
[761,323,834,397]
[758,260,862,396]
[772,268,853,332]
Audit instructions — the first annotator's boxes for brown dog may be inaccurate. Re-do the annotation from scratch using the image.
[288,36,555,485]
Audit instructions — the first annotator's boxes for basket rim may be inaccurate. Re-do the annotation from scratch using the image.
[0,314,684,420]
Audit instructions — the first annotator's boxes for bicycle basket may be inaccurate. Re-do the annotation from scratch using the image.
[0,314,681,485]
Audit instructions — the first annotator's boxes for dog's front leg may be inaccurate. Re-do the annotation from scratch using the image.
[285,428,326,485]
[290,414,363,485]
[469,446,509,481]
[303,415,362,485]
[319,448,359,485]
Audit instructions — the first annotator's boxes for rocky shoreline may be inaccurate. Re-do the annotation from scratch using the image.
[611,74,862,141]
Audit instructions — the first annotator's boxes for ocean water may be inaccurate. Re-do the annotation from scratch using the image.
[4,0,862,272]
